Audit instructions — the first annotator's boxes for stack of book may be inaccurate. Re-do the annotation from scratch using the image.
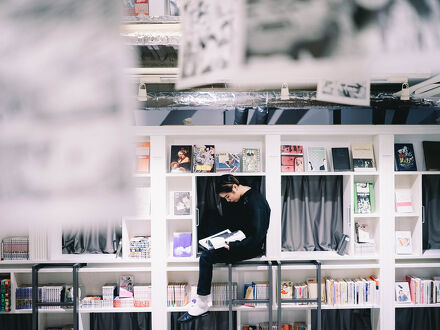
[102,285,115,308]
[128,236,151,259]
[114,296,134,308]
[134,285,152,307]
[279,281,309,305]
[0,278,10,312]
[167,282,189,307]
[81,296,102,309]
[1,237,29,260]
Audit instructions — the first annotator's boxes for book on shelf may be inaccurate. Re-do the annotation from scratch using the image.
[307,278,326,302]
[394,143,417,171]
[355,223,373,243]
[170,145,192,173]
[210,282,237,306]
[0,277,10,312]
[354,182,375,214]
[243,323,307,330]
[280,280,293,300]
[193,145,216,173]
[395,231,412,254]
[170,191,191,216]
[198,229,245,250]
[332,147,351,171]
[172,232,192,257]
[119,275,134,298]
[395,189,414,213]
[352,144,376,171]
[216,152,241,172]
[395,282,411,304]
[422,141,440,171]
[167,282,189,307]
[242,148,261,172]
[307,146,327,171]
[1,236,29,260]
[405,276,438,305]
[281,145,304,172]
[136,141,150,173]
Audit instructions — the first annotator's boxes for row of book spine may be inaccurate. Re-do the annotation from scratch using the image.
[325,277,379,306]
[167,283,189,307]
[210,282,237,306]
[128,236,151,259]
[243,282,269,307]
[16,286,63,310]
[1,278,10,312]
[1,237,29,260]
[406,276,440,304]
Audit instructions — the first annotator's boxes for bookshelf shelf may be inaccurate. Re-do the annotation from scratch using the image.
[2,125,440,330]
[353,213,380,218]
[395,303,440,308]
[79,307,152,313]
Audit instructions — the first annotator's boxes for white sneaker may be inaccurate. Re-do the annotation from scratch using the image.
[188,294,212,316]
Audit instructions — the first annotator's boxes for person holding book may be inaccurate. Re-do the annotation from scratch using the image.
[178,174,271,323]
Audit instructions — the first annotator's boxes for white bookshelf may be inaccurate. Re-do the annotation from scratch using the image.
[1,125,440,330]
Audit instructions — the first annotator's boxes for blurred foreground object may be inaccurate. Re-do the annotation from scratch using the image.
[0,0,134,226]
[177,0,440,89]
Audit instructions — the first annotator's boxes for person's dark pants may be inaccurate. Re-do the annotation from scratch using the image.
[197,247,263,296]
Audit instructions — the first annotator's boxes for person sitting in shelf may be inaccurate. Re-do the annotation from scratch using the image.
[177,174,271,323]
[170,148,191,172]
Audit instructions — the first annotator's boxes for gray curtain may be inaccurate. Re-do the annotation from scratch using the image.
[282,176,343,251]
[91,312,151,330]
[422,175,440,249]
[62,222,121,254]
[312,309,372,330]
[396,307,440,330]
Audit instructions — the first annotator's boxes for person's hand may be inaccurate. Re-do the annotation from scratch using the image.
[224,242,230,250]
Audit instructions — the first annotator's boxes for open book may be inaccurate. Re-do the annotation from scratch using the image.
[199,229,246,250]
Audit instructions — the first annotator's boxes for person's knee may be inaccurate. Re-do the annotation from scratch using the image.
[199,250,214,266]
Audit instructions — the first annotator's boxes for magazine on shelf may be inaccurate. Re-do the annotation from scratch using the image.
[394,143,417,171]
[352,144,376,171]
[170,145,192,173]
[172,232,192,257]
[135,141,150,173]
[354,182,375,214]
[332,147,351,171]
[198,229,246,250]
[395,231,412,254]
[281,145,304,172]
[307,146,327,171]
[395,189,413,213]
[171,191,191,216]
[216,152,241,172]
[395,282,411,304]
[242,148,261,172]
[193,145,216,173]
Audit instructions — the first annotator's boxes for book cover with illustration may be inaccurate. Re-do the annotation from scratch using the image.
[352,144,376,171]
[242,148,261,172]
[216,153,241,172]
[281,145,304,172]
[173,232,192,257]
[171,191,191,216]
[354,182,375,214]
[170,145,192,173]
[193,145,216,173]
[119,275,134,298]
[307,147,327,171]
[394,143,417,171]
[395,231,412,254]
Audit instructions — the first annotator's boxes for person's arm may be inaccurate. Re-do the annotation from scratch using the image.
[228,205,269,251]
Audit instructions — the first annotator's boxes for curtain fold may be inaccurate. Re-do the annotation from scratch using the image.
[170,311,236,330]
[422,175,440,249]
[311,309,372,330]
[0,314,32,330]
[90,312,151,330]
[395,307,440,330]
[62,221,121,254]
[282,176,343,251]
